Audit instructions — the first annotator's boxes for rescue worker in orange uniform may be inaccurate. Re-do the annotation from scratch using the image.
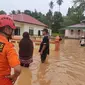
[55,36,62,51]
[0,15,21,85]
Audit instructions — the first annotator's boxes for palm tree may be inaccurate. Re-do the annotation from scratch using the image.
[49,1,54,29]
[73,0,84,4]
[57,0,63,12]
[11,10,16,14]
[49,1,54,11]
[73,0,85,11]
[0,10,6,15]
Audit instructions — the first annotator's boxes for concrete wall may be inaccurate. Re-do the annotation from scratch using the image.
[14,21,51,36]
[65,29,83,38]
[48,29,52,36]
[24,23,45,36]
[14,21,24,36]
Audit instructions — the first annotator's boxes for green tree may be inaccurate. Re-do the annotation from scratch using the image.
[67,7,72,16]
[0,10,6,14]
[17,10,21,14]
[24,10,32,16]
[62,6,85,28]
[73,0,85,12]
[24,10,48,25]
[32,9,39,19]
[52,12,63,32]
[46,10,53,29]
[57,0,63,12]
[11,10,16,14]
[36,12,48,25]
[49,1,54,11]
[67,6,84,24]
[62,16,76,27]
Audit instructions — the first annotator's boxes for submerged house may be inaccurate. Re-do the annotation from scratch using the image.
[64,20,85,38]
[9,14,52,36]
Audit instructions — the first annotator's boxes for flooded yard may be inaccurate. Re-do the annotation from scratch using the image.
[15,39,85,85]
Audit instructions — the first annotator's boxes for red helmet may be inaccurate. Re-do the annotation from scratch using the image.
[0,15,16,29]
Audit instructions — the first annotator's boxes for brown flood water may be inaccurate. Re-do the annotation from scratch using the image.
[15,39,85,85]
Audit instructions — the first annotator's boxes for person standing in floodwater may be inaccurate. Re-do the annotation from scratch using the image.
[55,36,62,51]
[39,29,49,63]
[19,32,34,67]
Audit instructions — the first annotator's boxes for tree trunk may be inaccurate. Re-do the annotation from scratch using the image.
[59,5,60,12]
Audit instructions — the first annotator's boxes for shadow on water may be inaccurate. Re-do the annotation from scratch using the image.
[15,39,85,85]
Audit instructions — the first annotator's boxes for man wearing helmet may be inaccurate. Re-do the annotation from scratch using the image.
[0,15,21,85]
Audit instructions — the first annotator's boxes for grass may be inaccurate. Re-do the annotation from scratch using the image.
[52,33,64,37]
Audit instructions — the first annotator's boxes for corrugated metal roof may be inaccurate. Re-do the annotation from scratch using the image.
[61,23,85,30]
[68,23,85,28]
[9,14,48,27]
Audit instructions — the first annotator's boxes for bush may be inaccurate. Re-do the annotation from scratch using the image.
[52,33,64,37]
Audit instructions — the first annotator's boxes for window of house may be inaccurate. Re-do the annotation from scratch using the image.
[14,27,20,35]
[29,29,34,36]
[78,30,80,35]
[71,30,74,35]
[38,30,41,36]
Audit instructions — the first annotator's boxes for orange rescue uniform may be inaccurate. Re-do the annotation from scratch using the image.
[55,36,60,51]
[0,35,20,85]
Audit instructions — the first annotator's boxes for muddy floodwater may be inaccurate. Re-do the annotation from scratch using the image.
[15,39,85,85]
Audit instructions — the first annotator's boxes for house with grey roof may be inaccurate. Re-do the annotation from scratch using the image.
[64,20,85,38]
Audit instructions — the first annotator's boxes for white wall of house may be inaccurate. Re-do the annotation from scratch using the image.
[14,21,24,36]
[65,29,83,38]
[65,30,69,37]
[14,21,51,36]
[24,23,45,36]
[48,29,52,36]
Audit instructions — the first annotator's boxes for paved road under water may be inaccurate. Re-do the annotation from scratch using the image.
[15,39,85,85]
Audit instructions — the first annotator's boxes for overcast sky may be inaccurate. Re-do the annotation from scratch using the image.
[0,0,73,15]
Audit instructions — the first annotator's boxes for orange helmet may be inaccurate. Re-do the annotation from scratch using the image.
[0,15,16,29]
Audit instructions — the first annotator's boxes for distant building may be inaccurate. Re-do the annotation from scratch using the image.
[64,20,85,38]
[10,14,52,36]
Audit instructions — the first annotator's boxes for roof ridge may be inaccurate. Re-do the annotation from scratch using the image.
[9,14,48,27]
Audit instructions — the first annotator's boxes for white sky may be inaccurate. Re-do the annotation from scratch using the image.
[0,0,73,15]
